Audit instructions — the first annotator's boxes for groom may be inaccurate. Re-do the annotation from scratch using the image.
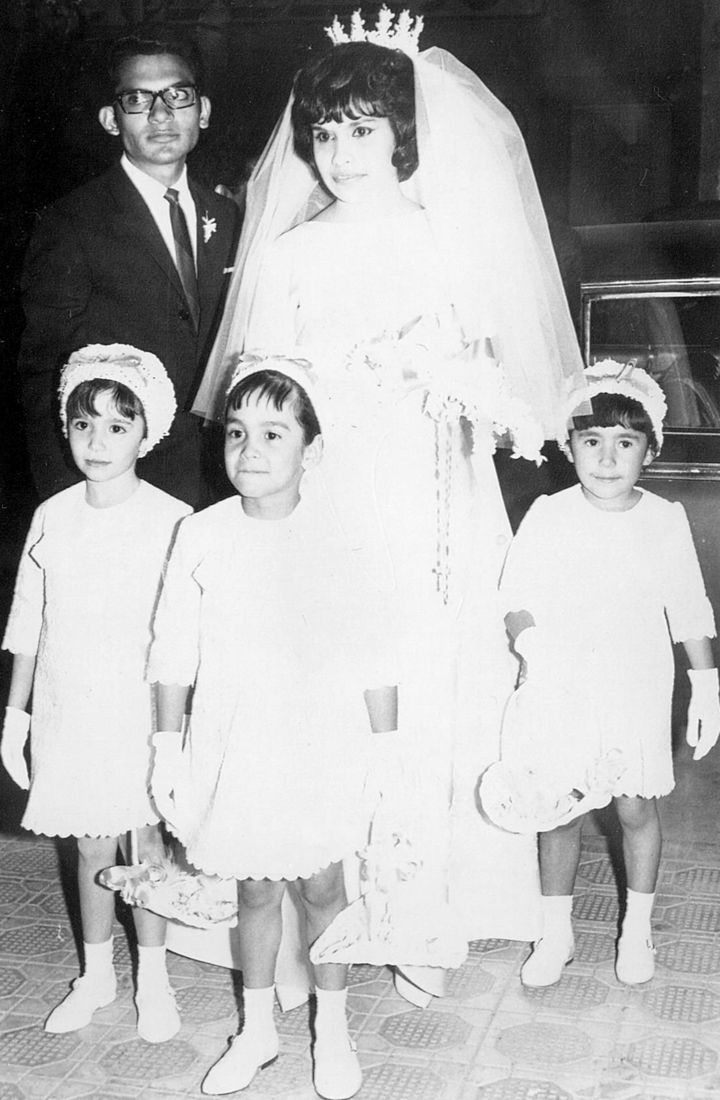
[17,31,240,508]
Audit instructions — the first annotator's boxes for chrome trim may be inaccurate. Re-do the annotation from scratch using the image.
[583,279,720,295]
[641,463,720,482]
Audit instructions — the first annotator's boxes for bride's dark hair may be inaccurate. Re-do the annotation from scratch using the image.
[291,42,418,182]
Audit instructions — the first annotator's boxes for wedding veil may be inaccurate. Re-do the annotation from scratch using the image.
[192,45,585,438]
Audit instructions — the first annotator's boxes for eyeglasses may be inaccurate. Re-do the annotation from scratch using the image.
[114,84,198,114]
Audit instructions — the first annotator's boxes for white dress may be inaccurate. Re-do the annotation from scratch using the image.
[500,486,716,796]
[148,492,395,882]
[2,481,190,838]
[244,208,542,943]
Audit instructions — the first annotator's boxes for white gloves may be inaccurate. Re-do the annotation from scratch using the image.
[1,707,31,790]
[687,668,720,761]
[150,730,184,830]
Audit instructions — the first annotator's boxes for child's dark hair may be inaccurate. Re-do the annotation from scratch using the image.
[571,391,658,453]
[66,379,146,436]
[226,370,321,446]
[292,42,418,182]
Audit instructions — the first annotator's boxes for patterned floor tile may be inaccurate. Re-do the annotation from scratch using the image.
[1,779,720,1100]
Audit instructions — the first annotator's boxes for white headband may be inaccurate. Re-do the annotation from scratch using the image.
[59,344,177,454]
[564,359,667,451]
[225,353,326,432]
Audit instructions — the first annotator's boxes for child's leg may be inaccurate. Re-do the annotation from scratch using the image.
[45,836,119,1033]
[202,879,284,1097]
[614,795,660,984]
[129,824,181,1043]
[521,816,584,988]
[299,862,362,1100]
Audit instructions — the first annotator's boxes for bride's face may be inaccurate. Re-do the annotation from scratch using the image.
[311,113,402,207]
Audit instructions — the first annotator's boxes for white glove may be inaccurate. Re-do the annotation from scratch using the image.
[150,730,184,830]
[686,668,720,761]
[1,707,31,790]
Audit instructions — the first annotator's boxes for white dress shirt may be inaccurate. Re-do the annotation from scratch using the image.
[121,154,198,269]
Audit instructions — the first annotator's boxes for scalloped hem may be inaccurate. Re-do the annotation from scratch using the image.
[611,783,675,800]
[180,838,363,883]
[22,813,161,840]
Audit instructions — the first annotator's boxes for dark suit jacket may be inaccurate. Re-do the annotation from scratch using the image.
[18,163,240,506]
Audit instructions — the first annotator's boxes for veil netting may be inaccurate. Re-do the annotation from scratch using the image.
[192,46,586,439]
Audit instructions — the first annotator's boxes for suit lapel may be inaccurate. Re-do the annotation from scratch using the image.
[191,180,233,345]
[106,165,188,308]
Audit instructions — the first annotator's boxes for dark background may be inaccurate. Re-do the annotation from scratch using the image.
[0,0,712,602]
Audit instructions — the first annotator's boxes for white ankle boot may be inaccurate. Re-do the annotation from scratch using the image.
[202,1029,279,1095]
[616,930,655,984]
[312,1034,362,1100]
[520,935,575,988]
[45,972,117,1033]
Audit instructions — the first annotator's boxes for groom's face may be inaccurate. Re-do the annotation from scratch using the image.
[100,52,211,182]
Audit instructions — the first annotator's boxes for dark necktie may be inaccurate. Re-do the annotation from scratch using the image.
[164,187,200,331]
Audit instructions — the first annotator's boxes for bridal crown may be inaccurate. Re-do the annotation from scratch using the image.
[326,6,424,55]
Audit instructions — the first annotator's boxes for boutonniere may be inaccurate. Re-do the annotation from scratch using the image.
[202,213,217,244]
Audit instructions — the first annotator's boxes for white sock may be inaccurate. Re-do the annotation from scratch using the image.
[315,987,350,1040]
[83,938,114,982]
[242,986,277,1037]
[137,944,169,993]
[623,889,654,938]
[540,895,573,941]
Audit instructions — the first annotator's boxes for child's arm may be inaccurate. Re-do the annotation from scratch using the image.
[683,636,720,761]
[1,654,36,789]
[150,683,191,828]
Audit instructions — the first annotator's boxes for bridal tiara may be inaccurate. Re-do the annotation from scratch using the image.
[326,5,424,55]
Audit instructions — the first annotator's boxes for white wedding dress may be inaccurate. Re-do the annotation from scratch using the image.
[166,207,541,987]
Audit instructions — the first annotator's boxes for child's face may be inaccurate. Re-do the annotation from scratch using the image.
[68,389,147,486]
[311,111,400,206]
[224,393,321,518]
[568,424,652,511]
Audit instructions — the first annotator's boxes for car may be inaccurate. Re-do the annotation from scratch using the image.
[577,219,720,615]
[498,218,720,615]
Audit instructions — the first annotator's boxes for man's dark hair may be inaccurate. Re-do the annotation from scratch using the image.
[108,32,204,97]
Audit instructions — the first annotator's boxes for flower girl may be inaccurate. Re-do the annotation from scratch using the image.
[498,361,720,988]
[149,357,398,1098]
[1,344,191,1041]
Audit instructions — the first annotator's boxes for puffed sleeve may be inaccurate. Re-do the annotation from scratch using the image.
[244,234,299,354]
[663,502,716,642]
[2,504,48,657]
[147,517,203,686]
[499,495,553,616]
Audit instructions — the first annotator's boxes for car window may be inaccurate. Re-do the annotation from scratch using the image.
[588,293,720,429]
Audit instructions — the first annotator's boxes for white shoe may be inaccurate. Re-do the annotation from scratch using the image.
[394,971,433,1008]
[202,1030,279,1095]
[616,932,655,985]
[136,982,181,1043]
[45,972,117,1033]
[313,1035,362,1100]
[520,936,575,988]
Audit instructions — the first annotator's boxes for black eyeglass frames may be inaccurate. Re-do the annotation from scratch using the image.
[114,84,198,114]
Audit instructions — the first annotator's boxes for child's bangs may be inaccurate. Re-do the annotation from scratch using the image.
[66,378,145,423]
[572,391,657,450]
[226,369,321,445]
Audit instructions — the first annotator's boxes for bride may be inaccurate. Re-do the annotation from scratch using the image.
[183,7,586,1009]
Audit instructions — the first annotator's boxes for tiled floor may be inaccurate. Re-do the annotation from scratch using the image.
[1,735,720,1099]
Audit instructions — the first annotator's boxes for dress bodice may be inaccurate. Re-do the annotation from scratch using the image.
[247,207,453,360]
